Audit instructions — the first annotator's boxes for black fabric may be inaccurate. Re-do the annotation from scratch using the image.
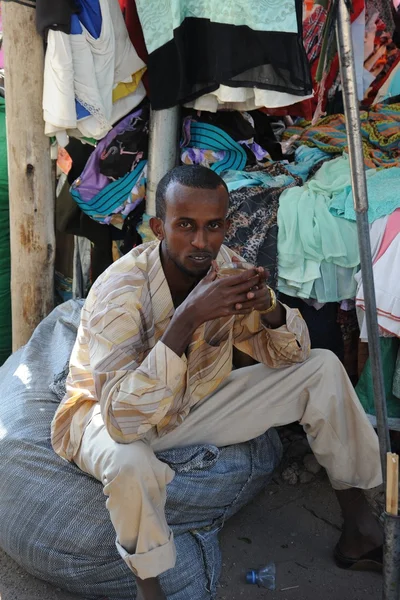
[248,112,284,162]
[35,0,79,37]
[146,6,312,110]
[99,103,150,180]
[278,294,344,361]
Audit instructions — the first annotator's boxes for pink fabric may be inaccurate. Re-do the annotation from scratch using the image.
[375,208,400,263]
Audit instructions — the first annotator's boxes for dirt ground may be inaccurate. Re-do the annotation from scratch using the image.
[0,474,382,600]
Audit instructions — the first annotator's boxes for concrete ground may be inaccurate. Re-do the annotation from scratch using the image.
[0,474,382,600]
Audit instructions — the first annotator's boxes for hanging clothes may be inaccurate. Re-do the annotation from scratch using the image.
[135,0,312,110]
[35,0,79,37]
[184,86,314,113]
[356,209,400,339]
[43,0,146,144]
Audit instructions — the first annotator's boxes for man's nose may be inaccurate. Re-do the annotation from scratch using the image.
[191,229,207,249]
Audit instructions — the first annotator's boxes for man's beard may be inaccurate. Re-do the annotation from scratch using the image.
[163,240,210,280]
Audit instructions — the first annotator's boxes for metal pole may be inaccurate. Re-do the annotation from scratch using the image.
[336,0,391,481]
[383,513,400,600]
[146,107,180,216]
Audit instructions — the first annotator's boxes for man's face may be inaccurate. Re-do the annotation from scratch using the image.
[154,182,229,279]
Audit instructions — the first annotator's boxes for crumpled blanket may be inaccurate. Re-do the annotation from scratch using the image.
[284,102,400,169]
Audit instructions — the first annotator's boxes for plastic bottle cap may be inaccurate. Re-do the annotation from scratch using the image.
[246,570,257,584]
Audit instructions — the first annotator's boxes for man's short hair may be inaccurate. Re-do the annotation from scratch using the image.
[155,165,228,221]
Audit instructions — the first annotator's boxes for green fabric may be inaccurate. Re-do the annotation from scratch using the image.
[0,97,11,365]
[277,154,359,301]
[356,338,400,420]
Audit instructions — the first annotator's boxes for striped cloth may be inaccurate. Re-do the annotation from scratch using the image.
[52,241,310,461]
[181,119,248,175]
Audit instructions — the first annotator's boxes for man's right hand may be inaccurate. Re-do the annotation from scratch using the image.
[160,262,260,358]
[180,261,260,328]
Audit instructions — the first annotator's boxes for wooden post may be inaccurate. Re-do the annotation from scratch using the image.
[2,1,55,350]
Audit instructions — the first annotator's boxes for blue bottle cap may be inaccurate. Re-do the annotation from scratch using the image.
[246,570,257,584]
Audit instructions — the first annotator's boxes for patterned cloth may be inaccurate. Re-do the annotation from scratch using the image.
[51,241,310,461]
[364,11,400,105]
[284,102,400,168]
[225,163,304,289]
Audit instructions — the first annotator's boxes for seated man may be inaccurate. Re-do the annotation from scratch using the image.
[51,165,383,600]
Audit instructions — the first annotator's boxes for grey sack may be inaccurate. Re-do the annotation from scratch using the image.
[0,300,281,599]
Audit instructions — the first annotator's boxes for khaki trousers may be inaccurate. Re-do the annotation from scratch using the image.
[74,349,382,580]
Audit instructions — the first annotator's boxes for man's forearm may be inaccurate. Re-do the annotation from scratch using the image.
[260,301,287,329]
[161,307,197,358]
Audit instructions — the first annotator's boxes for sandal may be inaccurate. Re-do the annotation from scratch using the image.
[334,544,383,572]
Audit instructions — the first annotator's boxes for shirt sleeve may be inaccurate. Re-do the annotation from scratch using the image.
[88,303,187,444]
[232,304,311,368]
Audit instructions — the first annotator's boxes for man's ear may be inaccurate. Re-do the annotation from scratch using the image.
[150,217,165,241]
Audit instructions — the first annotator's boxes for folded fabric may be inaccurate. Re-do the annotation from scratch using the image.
[329,166,400,223]
[43,0,146,144]
[277,155,360,302]
[181,119,247,175]
[70,104,148,225]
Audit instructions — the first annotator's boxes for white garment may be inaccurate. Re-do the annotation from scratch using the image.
[355,219,400,340]
[351,10,367,100]
[184,85,314,112]
[43,0,146,143]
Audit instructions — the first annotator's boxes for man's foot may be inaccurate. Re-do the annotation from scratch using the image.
[334,543,383,571]
[335,489,383,567]
[136,576,167,600]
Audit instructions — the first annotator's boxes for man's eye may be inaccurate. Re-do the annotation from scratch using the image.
[209,223,222,229]
[179,222,192,229]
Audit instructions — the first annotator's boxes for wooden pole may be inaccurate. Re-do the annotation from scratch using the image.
[2,1,55,350]
[386,453,399,516]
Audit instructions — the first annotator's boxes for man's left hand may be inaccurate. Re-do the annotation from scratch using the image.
[234,266,272,313]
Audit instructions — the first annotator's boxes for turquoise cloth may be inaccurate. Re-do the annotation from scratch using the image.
[222,146,330,192]
[223,170,293,192]
[329,166,400,223]
[277,154,360,302]
[286,146,330,182]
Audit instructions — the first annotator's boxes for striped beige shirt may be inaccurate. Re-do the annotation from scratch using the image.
[51,241,310,461]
